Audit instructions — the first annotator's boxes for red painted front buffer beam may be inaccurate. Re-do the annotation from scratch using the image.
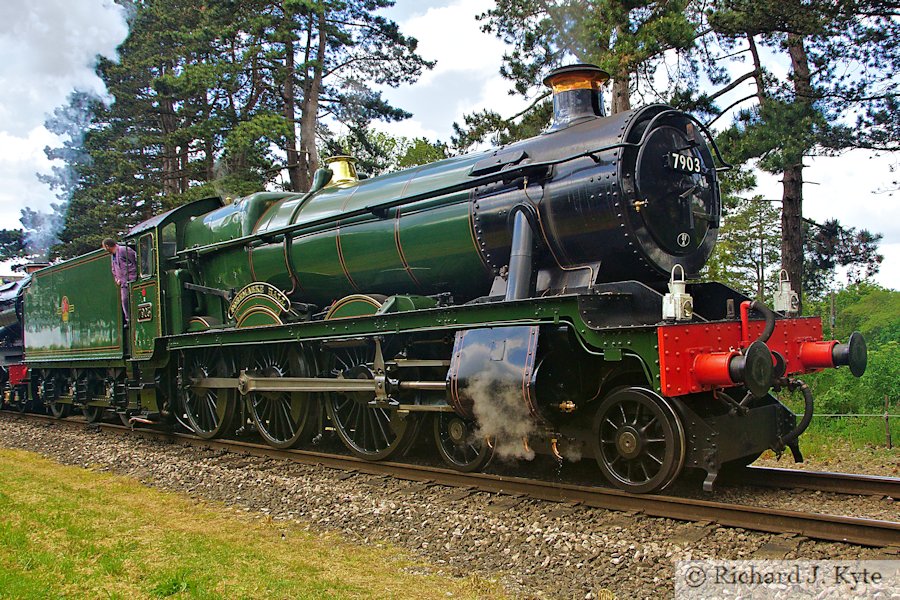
[659,321,868,397]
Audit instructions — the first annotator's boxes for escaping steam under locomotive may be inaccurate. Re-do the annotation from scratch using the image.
[0,65,867,493]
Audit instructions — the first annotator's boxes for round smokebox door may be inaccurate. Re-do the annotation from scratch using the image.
[635,125,716,256]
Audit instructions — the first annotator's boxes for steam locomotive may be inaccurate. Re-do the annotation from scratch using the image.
[1,65,866,493]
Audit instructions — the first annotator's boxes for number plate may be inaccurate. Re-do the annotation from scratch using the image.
[668,152,702,174]
[137,302,153,323]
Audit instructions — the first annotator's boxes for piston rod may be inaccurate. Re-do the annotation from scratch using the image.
[191,374,447,395]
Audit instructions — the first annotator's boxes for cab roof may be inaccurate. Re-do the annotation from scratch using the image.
[126,197,224,238]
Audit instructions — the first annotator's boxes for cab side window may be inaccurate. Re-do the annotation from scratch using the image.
[138,233,155,278]
[161,223,177,259]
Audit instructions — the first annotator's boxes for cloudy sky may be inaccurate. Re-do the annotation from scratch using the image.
[0,0,897,290]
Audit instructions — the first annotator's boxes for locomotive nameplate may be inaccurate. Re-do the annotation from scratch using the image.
[228,282,291,319]
[136,302,153,323]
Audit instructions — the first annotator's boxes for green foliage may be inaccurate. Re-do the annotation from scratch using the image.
[479,0,701,95]
[0,230,26,264]
[715,100,824,173]
[803,220,883,299]
[452,101,552,150]
[704,196,780,299]
[806,283,900,344]
[323,128,448,177]
[397,137,449,169]
[43,0,432,258]
[453,0,704,148]
[800,284,900,414]
[224,112,293,165]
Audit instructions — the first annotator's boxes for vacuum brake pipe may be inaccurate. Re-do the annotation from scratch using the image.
[777,378,814,455]
[740,299,776,347]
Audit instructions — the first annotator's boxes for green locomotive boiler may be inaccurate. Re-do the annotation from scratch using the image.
[14,65,866,493]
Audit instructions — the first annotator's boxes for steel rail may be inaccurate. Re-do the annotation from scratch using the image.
[2,411,898,547]
[732,466,900,499]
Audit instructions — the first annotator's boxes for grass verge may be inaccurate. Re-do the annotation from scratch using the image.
[0,448,504,599]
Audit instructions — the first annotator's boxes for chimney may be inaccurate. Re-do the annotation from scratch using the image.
[23,262,49,274]
[543,64,609,132]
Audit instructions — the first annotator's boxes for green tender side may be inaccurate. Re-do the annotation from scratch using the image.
[24,250,124,362]
[183,153,495,307]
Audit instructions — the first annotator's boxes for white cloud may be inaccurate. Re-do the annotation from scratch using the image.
[401,0,507,86]
[0,0,128,243]
[0,0,128,135]
[0,128,63,225]
[375,0,535,143]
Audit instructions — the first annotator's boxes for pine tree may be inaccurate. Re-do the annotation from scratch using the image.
[453,0,704,148]
[706,196,782,299]
[42,0,431,257]
[253,0,432,189]
[708,0,898,307]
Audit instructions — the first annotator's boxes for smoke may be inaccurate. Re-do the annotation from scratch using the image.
[466,371,537,460]
[0,0,128,137]
[460,336,539,461]
[559,439,582,463]
[18,207,64,260]
[0,0,129,257]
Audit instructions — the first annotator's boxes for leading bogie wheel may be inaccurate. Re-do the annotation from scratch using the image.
[246,344,318,449]
[592,387,685,494]
[433,413,493,472]
[179,349,236,439]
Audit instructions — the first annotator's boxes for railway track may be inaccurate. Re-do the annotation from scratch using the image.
[3,410,899,548]
[731,466,900,498]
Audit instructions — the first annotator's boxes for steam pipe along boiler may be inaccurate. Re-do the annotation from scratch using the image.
[16,64,866,493]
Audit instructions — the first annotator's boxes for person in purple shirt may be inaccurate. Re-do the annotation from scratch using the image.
[102,238,137,324]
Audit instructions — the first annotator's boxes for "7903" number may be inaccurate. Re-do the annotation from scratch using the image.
[669,152,702,174]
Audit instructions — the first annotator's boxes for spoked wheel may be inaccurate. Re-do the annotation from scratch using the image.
[41,372,70,419]
[10,387,29,413]
[434,413,493,472]
[49,401,71,419]
[179,349,236,440]
[592,387,685,494]
[325,343,416,460]
[247,344,318,449]
[82,405,105,423]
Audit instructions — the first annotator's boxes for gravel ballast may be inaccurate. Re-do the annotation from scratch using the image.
[0,416,896,599]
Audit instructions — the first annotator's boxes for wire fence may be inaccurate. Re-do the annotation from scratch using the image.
[805,396,895,449]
